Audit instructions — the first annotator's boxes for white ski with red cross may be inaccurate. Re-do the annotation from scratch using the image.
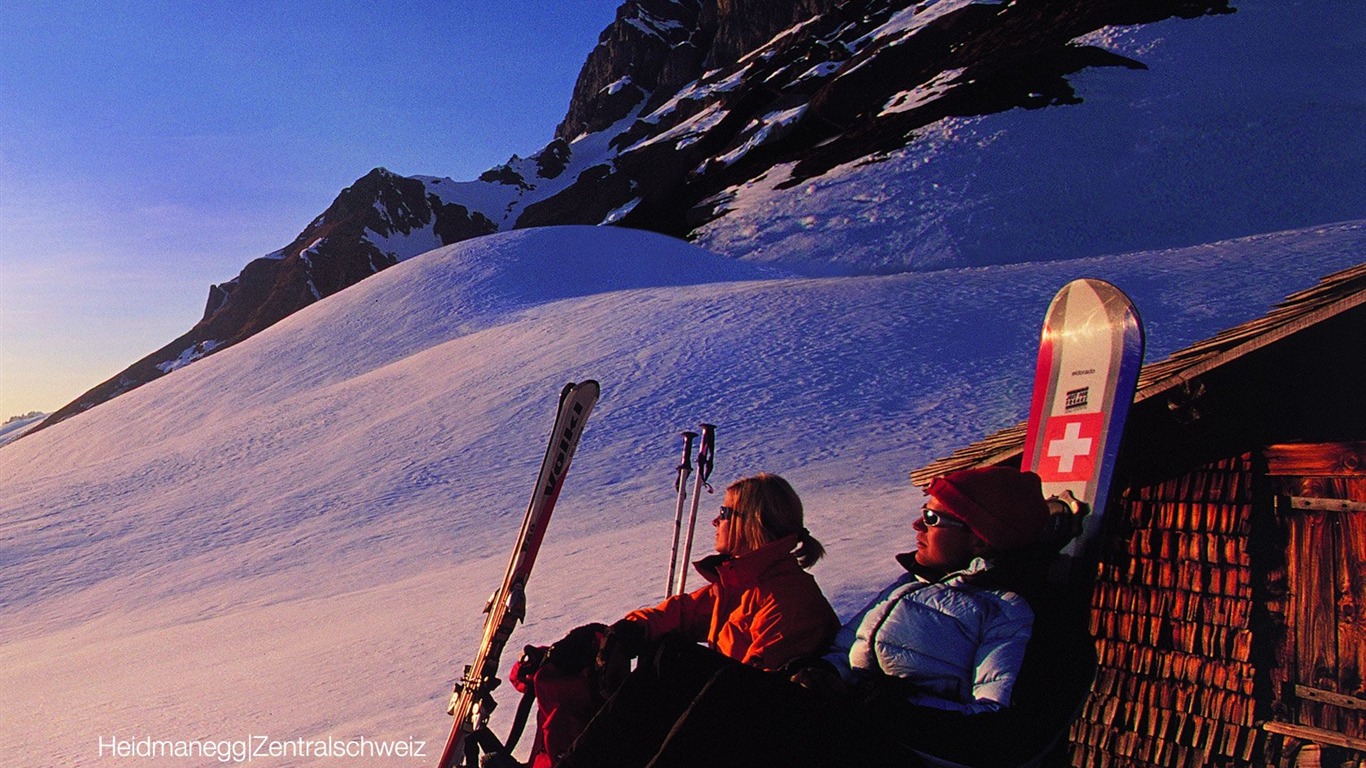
[1022,279,1143,561]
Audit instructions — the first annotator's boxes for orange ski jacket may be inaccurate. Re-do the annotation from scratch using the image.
[624,533,839,671]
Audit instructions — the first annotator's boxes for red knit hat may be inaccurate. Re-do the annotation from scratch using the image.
[926,467,1049,552]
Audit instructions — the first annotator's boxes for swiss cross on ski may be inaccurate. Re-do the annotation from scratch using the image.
[1021,279,1143,563]
[1040,410,1102,480]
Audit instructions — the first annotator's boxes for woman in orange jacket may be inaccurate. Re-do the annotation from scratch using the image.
[517,473,839,768]
[614,471,840,671]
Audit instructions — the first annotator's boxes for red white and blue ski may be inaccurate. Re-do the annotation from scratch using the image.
[1022,279,1143,561]
[437,380,600,768]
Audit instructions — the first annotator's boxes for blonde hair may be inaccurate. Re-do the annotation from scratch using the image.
[720,473,826,568]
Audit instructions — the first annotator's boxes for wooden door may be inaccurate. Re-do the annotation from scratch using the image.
[1264,442,1366,759]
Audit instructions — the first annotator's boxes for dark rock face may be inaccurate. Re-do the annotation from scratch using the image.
[698,0,837,70]
[194,167,499,342]
[555,0,842,141]
[527,0,1233,238]
[556,0,703,140]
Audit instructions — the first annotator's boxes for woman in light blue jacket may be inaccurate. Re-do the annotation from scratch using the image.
[820,466,1047,716]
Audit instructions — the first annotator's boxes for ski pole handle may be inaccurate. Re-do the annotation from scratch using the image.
[675,432,698,493]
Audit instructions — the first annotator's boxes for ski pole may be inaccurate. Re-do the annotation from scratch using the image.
[665,431,698,599]
[675,424,715,596]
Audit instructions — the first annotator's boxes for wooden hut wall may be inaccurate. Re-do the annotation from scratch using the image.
[1069,453,1264,768]
[1259,442,1366,765]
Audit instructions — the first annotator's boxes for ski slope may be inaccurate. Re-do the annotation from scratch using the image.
[3,223,1365,766]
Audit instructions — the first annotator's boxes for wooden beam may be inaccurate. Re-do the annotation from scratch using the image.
[1266,443,1366,476]
[1295,685,1366,712]
[1262,720,1366,752]
[1286,496,1366,514]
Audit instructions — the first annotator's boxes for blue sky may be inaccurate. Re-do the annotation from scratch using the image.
[0,0,624,417]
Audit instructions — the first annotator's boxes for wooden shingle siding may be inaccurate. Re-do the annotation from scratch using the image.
[1071,455,1263,768]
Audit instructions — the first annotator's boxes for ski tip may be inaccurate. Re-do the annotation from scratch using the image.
[561,379,601,400]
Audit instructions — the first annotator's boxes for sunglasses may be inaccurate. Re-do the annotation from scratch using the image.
[920,508,968,529]
[717,505,739,521]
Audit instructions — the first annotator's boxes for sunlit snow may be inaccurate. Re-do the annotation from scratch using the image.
[3,222,1363,766]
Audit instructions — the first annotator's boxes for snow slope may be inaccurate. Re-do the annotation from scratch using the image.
[3,223,1365,766]
[370,3,1366,278]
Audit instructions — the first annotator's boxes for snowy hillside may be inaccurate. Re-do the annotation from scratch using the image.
[3,223,1364,766]
[412,2,1366,277]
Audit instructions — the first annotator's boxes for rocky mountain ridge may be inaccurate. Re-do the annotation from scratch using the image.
[33,0,1238,432]
[555,0,839,141]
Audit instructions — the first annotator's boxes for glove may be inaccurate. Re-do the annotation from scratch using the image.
[594,619,648,697]
[787,658,849,699]
[508,644,548,691]
[599,618,649,661]
[545,622,607,675]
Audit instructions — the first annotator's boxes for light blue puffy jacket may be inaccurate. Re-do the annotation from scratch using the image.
[825,557,1035,714]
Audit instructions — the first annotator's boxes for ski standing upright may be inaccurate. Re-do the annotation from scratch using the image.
[436,380,600,768]
[1021,279,1144,572]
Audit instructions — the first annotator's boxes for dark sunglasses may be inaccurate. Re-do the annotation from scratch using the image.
[717,505,739,521]
[921,508,968,529]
